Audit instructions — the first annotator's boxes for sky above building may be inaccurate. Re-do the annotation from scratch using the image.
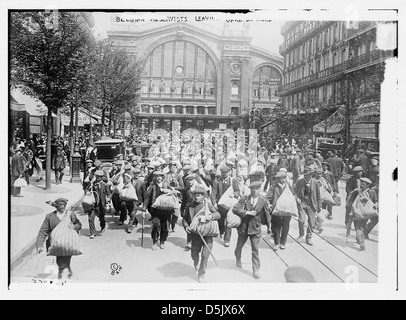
[92,11,285,56]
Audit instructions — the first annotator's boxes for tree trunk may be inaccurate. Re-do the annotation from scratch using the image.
[101,107,105,136]
[45,107,53,190]
[108,106,112,135]
[69,104,74,176]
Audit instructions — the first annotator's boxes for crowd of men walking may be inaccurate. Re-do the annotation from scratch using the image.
[75,135,379,283]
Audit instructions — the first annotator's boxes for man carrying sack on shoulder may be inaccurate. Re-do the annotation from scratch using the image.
[36,198,82,280]
[232,181,272,280]
[182,186,221,283]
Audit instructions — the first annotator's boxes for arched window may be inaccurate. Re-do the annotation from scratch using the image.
[252,65,282,101]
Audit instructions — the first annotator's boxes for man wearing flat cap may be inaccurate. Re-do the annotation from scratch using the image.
[346,177,378,250]
[182,186,221,283]
[86,170,112,239]
[36,198,82,279]
[143,171,175,250]
[164,161,185,232]
[181,173,199,250]
[83,159,95,194]
[294,166,322,246]
[211,165,234,247]
[266,171,295,250]
[233,180,271,279]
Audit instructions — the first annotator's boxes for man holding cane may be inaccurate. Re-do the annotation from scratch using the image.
[182,186,221,283]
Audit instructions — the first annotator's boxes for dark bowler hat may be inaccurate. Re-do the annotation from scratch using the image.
[249,181,262,189]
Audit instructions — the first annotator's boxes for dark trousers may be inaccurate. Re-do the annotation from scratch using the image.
[112,192,121,215]
[56,256,72,279]
[150,209,171,244]
[191,233,213,277]
[298,202,316,239]
[119,200,129,223]
[264,176,273,191]
[88,204,106,236]
[271,215,292,245]
[354,219,368,246]
[234,233,261,273]
[218,205,232,242]
[365,216,379,236]
[322,201,333,217]
[170,214,178,231]
[54,169,64,184]
[125,201,139,230]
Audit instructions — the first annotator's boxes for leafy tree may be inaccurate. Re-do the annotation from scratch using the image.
[10,11,95,189]
[91,41,143,137]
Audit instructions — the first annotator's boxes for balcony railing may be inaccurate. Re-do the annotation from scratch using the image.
[346,21,376,38]
[141,92,215,100]
[280,49,393,94]
[345,49,394,70]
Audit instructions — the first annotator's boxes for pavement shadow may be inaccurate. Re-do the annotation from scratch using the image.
[165,236,187,249]
[156,261,196,280]
[207,259,253,277]
[321,235,362,251]
[126,238,153,249]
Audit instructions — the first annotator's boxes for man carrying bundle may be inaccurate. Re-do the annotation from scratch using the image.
[36,198,82,279]
[182,186,221,283]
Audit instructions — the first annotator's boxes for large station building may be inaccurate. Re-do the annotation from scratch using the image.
[107,16,283,132]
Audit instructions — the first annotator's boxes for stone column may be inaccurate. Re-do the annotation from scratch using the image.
[221,57,231,115]
[149,105,153,114]
[240,58,250,112]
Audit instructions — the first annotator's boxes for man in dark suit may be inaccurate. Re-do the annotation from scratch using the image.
[143,171,175,250]
[345,166,363,226]
[233,181,272,279]
[290,149,302,188]
[328,150,345,185]
[211,166,233,247]
[164,161,185,232]
[266,171,295,250]
[294,167,322,246]
[11,147,25,197]
[358,149,369,173]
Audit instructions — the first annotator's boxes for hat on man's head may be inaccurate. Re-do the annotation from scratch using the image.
[372,156,379,161]
[147,164,155,169]
[220,166,231,173]
[322,161,330,167]
[360,177,372,184]
[94,160,102,167]
[183,164,191,171]
[95,170,105,177]
[303,166,313,175]
[358,149,365,153]
[169,161,177,167]
[116,160,124,166]
[123,164,132,170]
[14,147,23,153]
[185,173,196,180]
[116,154,124,158]
[279,168,288,173]
[275,171,287,179]
[192,186,206,194]
[153,171,165,176]
[85,159,93,163]
[327,151,333,155]
[315,168,323,174]
[54,198,68,204]
[353,166,363,172]
[133,168,142,174]
[56,146,62,151]
[249,181,262,189]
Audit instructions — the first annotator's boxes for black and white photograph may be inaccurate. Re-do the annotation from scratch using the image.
[3,1,404,301]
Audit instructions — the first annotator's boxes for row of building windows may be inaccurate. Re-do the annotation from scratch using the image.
[140,104,217,115]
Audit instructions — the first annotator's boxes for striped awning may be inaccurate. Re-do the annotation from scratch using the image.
[355,101,380,123]
[313,109,345,134]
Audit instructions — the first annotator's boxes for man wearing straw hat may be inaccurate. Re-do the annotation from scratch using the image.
[36,198,82,279]
[182,186,221,283]
[233,180,272,279]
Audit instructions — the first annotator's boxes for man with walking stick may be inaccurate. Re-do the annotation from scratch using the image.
[182,187,221,283]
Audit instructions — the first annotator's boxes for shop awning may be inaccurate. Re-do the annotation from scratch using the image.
[355,101,380,123]
[10,90,53,117]
[313,109,345,134]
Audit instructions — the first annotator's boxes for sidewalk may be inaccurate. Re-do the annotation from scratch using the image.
[10,169,85,269]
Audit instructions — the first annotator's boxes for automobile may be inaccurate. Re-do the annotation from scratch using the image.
[345,137,380,160]
[94,138,127,163]
[315,137,344,159]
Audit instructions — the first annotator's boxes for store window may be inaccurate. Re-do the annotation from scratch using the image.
[163,106,172,114]
[175,106,183,114]
[197,106,205,115]
[208,107,216,115]
[231,107,239,116]
[186,106,194,115]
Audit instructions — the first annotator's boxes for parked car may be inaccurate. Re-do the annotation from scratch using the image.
[345,137,380,159]
[315,137,344,159]
[94,138,127,163]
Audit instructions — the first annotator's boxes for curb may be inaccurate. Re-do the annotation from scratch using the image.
[10,193,85,272]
